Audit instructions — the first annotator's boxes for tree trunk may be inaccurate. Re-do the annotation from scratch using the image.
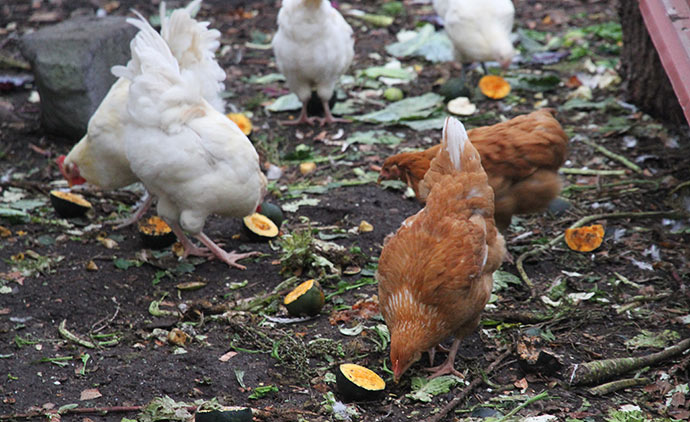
[618,0,686,125]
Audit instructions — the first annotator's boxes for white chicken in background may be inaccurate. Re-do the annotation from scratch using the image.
[433,0,515,71]
[272,0,354,125]
[57,0,226,228]
[113,14,267,269]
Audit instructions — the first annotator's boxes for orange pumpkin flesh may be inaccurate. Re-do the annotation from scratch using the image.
[565,224,605,252]
[478,75,511,100]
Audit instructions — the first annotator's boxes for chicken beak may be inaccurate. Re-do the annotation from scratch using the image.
[392,359,402,383]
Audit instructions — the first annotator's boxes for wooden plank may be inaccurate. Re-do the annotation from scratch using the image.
[639,0,690,125]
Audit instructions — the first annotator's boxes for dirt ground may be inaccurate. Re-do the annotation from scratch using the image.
[1,0,690,421]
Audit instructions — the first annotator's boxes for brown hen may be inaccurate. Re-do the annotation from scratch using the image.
[378,108,568,231]
[377,117,506,382]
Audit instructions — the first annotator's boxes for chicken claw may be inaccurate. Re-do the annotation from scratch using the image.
[195,232,259,270]
[280,104,316,126]
[425,339,464,380]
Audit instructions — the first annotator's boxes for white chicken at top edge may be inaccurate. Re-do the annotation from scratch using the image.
[272,0,354,125]
[113,14,267,269]
[434,0,516,69]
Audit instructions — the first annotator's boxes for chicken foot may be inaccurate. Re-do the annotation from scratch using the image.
[113,192,154,230]
[195,232,260,270]
[425,338,464,379]
[280,104,316,126]
[167,221,214,259]
[318,99,349,126]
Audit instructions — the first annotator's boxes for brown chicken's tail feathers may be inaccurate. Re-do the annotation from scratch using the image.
[438,117,482,174]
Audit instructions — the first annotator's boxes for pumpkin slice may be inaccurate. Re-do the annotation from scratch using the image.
[50,190,92,218]
[565,224,605,252]
[226,113,252,136]
[243,213,279,241]
[284,279,325,317]
[478,75,511,100]
[194,407,252,422]
[138,216,177,249]
[336,363,386,402]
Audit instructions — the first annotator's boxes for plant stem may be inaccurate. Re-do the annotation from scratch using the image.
[496,391,550,422]
[560,168,626,176]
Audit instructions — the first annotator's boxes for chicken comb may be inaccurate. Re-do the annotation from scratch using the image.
[442,117,468,171]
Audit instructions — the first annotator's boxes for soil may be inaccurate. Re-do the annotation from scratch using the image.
[1,0,690,421]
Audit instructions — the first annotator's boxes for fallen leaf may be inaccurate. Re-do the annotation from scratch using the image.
[514,377,529,391]
[85,261,98,271]
[79,388,102,401]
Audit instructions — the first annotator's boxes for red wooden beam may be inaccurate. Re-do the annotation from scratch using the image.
[639,0,690,125]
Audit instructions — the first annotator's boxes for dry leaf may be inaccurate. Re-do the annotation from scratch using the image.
[79,388,102,401]
[85,260,98,271]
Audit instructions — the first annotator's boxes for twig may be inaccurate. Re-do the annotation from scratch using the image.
[496,391,550,422]
[426,348,512,422]
[484,310,554,324]
[568,337,690,385]
[579,138,643,174]
[560,168,626,176]
[616,293,671,314]
[588,377,651,395]
[612,271,641,289]
[516,211,682,295]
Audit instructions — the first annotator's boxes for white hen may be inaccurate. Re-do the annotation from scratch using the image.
[433,0,515,70]
[272,0,354,125]
[57,0,226,227]
[113,14,267,269]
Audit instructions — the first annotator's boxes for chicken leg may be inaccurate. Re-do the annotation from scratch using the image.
[425,338,464,379]
[319,99,349,126]
[281,103,316,126]
[195,232,260,270]
[113,192,154,229]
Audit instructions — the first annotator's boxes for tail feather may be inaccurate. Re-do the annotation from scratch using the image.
[112,14,201,130]
[160,0,226,111]
[424,117,483,187]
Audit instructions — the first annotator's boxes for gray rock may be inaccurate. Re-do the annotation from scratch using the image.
[20,16,137,141]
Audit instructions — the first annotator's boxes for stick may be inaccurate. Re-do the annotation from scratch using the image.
[0,54,31,70]
[426,349,512,422]
[579,138,643,174]
[516,211,682,294]
[616,293,671,314]
[560,168,626,176]
[588,377,651,395]
[567,337,690,385]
